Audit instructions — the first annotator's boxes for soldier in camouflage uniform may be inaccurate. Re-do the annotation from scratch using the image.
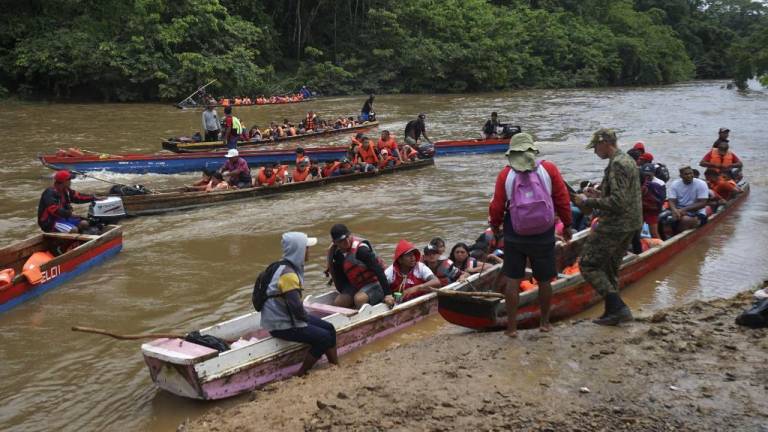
[573,129,642,326]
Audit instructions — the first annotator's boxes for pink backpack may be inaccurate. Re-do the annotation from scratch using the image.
[507,163,555,235]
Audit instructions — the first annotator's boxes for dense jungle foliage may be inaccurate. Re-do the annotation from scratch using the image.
[0,0,766,101]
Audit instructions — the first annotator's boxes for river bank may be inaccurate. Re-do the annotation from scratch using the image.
[184,287,768,431]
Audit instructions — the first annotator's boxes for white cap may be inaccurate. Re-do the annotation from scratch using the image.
[225,149,239,158]
[306,237,318,247]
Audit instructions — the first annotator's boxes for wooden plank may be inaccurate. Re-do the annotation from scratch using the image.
[305,303,358,317]
[42,233,99,242]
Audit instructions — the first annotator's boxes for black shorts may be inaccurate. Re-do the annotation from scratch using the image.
[502,241,557,281]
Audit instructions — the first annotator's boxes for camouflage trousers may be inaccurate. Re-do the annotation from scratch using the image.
[579,230,636,297]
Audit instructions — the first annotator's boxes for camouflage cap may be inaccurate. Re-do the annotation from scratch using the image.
[585,128,617,149]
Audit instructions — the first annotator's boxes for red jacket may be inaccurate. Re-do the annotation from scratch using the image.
[489,160,572,230]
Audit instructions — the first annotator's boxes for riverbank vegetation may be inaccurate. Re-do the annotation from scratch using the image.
[1,0,766,101]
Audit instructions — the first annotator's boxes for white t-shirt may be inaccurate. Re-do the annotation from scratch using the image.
[384,262,435,286]
[668,178,709,215]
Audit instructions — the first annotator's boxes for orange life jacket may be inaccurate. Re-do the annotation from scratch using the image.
[358,143,379,164]
[292,167,310,182]
[222,99,230,106]
[709,149,735,171]
[257,169,279,186]
[337,237,383,290]
[0,268,15,288]
[377,137,397,152]
[322,162,340,178]
[351,137,363,147]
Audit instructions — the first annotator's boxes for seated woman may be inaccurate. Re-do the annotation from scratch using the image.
[385,239,441,302]
[400,144,419,161]
[261,232,338,376]
[205,172,232,192]
[449,242,484,274]
[248,126,263,142]
[188,170,213,191]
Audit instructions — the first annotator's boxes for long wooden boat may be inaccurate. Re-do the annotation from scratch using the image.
[141,265,488,400]
[39,137,513,174]
[162,121,379,153]
[437,185,750,330]
[0,226,123,313]
[114,159,434,216]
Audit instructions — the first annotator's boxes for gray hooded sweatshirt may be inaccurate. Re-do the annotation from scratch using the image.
[260,232,309,331]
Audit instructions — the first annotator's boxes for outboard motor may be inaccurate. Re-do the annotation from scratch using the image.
[501,125,522,139]
[416,142,435,159]
[88,197,127,224]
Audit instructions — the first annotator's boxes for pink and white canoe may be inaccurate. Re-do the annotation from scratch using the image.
[140,274,474,400]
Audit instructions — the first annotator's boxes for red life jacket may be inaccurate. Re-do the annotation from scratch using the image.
[322,162,340,177]
[306,114,316,130]
[431,259,458,286]
[483,228,504,251]
[391,264,429,300]
[292,167,310,182]
[340,237,383,289]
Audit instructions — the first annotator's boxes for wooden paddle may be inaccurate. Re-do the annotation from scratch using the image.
[428,287,505,299]
[71,326,185,340]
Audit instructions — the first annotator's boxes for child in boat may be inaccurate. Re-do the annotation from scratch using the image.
[261,232,338,376]
[205,172,231,192]
[421,244,465,286]
[385,240,441,302]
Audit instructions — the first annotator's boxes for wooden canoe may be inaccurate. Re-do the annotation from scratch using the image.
[0,226,123,313]
[436,184,750,330]
[140,266,494,400]
[112,158,434,217]
[162,121,379,153]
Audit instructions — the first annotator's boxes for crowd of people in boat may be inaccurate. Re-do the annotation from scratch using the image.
[255,126,747,373]
[186,130,424,193]
[210,86,313,107]
[196,105,376,148]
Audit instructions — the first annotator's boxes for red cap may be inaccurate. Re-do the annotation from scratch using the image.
[632,141,645,152]
[54,170,72,182]
[638,153,654,163]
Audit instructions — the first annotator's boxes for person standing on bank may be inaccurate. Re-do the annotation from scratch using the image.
[489,133,573,337]
[326,224,394,308]
[261,232,339,376]
[573,129,642,326]
[202,103,220,142]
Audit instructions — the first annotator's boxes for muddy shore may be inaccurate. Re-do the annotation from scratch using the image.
[184,290,768,432]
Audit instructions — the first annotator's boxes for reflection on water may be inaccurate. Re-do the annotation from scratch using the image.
[1,81,767,431]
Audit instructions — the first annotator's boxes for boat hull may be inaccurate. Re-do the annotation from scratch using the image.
[40,138,510,174]
[438,185,750,330]
[0,227,123,313]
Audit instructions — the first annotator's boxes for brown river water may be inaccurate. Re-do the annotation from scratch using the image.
[1,81,767,431]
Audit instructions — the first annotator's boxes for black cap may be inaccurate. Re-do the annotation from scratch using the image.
[491,112,498,117]
[423,244,440,254]
[640,163,656,176]
[330,224,351,242]
[296,146,305,153]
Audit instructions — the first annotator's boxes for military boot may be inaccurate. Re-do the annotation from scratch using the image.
[593,293,633,326]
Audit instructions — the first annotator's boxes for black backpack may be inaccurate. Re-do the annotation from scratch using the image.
[252,260,299,312]
[654,163,670,183]
[184,330,230,352]
[735,299,768,328]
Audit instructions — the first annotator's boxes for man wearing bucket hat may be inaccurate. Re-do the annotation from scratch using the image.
[219,149,252,188]
[573,128,642,326]
[489,133,573,337]
[37,170,99,233]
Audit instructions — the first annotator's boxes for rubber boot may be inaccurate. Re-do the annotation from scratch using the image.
[593,293,633,326]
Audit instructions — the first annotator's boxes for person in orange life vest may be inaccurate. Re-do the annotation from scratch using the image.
[37,170,100,233]
[337,158,357,175]
[377,149,400,169]
[254,163,282,187]
[377,130,402,161]
[205,172,231,192]
[220,149,252,188]
[421,244,465,286]
[295,147,307,166]
[489,133,573,337]
[326,224,392,308]
[321,160,341,178]
[401,144,419,161]
[305,111,317,132]
[449,242,484,274]
[700,140,742,173]
[384,239,441,302]
[292,158,312,183]
[351,132,364,148]
[357,137,379,172]
[713,127,730,148]
[704,168,741,201]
